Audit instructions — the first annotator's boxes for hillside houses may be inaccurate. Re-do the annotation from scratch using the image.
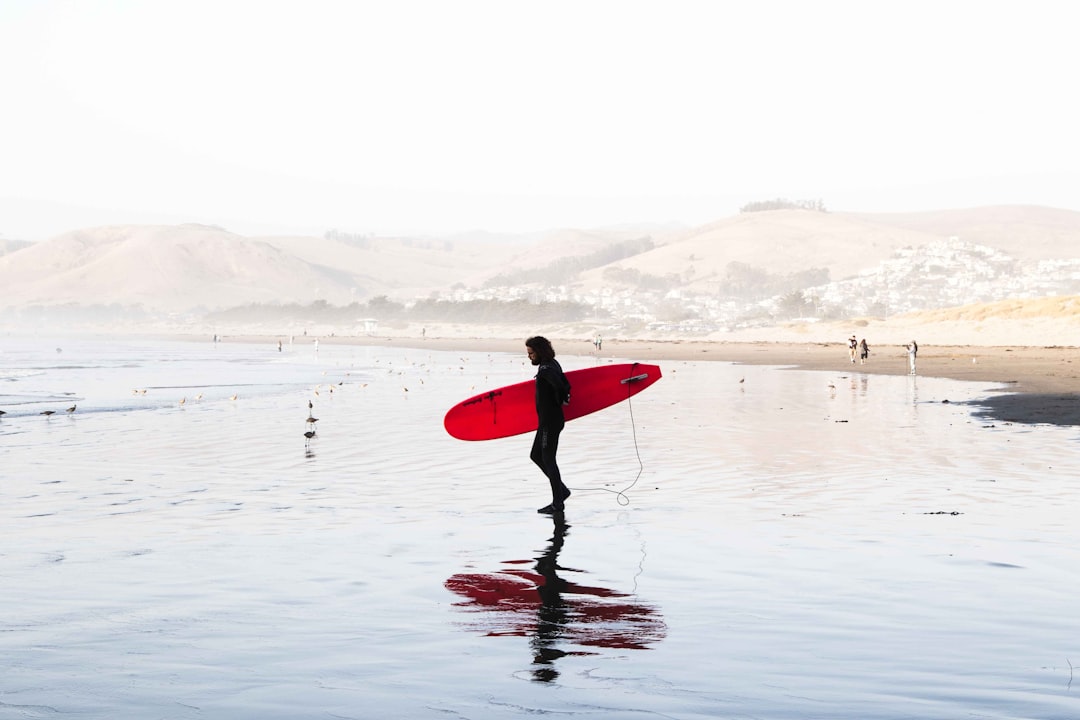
[455,237,1080,333]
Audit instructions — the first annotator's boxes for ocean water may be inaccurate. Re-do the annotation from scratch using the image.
[2,335,1079,719]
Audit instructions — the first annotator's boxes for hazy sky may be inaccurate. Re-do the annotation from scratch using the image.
[2,0,1077,240]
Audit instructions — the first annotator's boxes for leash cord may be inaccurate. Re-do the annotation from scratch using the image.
[572,363,645,507]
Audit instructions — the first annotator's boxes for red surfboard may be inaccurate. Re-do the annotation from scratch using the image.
[444,362,661,441]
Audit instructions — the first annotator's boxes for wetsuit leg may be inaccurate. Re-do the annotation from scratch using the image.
[531,424,569,504]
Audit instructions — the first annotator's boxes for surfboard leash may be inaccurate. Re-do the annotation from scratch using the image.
[579,361,646,507]
[617,372,646,506]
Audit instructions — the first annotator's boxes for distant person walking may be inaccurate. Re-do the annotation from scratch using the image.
[906,340,918,375]
[859,338,870,364]
[848,335,858,364]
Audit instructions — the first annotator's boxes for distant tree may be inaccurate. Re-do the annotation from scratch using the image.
[739,198,827,213]
[325,229,372,248]
[365,295,406,319]
[777,290,812,318]
[721,261,770,299]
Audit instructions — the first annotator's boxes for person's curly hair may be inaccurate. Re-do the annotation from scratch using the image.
[525,336,555,363]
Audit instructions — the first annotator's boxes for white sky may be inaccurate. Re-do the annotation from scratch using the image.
[1,0,1077,240]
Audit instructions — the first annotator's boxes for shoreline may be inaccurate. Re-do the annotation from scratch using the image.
[215,333,1080,426]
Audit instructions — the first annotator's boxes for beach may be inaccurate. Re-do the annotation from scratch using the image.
[2,334,1079,719]
[223,332,1080,425]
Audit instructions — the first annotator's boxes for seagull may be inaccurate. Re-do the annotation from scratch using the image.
[307,416,318,424]
[41,410,55,416]
[230,394,238,401]
[67,404,76,413]
[304,429,316,441]
[179,397,186,406]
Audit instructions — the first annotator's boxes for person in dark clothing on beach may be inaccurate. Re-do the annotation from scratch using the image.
[526,336,572,514]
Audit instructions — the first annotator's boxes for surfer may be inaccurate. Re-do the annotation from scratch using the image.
[526,336,572,513]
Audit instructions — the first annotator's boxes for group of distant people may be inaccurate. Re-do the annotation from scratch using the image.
[847,335,870,365]
[848,334,918,374]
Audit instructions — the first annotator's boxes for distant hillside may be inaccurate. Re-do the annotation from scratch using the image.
[575,209,942,293]
[848,205,1080,261]
[570,206,1080,297]
[2,206,1078,326]
[0,224,381,313]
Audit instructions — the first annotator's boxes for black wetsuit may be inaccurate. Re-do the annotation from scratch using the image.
[531,359,571,506]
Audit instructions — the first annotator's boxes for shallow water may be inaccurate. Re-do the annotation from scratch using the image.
[2,335,1079,719]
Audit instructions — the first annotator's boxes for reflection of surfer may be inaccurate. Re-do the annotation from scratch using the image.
[531,513,570,682]
[526,336,572,513]
[444,519,667,682]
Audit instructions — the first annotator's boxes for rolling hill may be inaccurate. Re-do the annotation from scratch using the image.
[1,205,1078,323]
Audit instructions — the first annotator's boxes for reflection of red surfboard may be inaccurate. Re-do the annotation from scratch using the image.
[443,362,662,441]
[445,568,666,650]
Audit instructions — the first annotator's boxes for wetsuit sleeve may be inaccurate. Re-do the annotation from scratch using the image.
[537,364,571,405]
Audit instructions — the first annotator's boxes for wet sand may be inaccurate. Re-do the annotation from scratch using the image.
[6,335,1080,717]
[224,334,1080,426]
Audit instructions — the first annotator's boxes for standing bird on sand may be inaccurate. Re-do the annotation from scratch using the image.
[67,404,76,413]
[41,410,55,417]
